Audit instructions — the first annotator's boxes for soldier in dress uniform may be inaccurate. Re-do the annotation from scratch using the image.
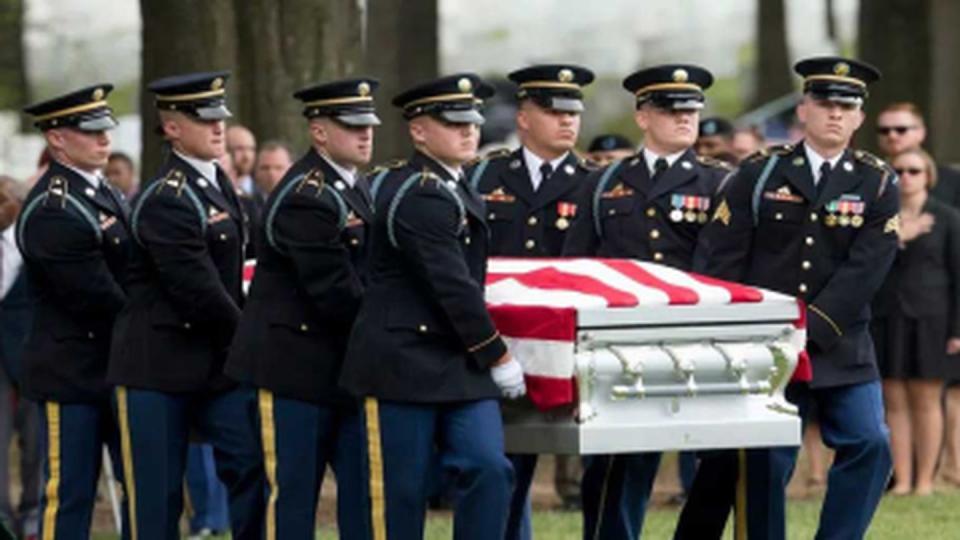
[562,64,731,540]
[225,78,380,539]
[17,85,131,540]
[464,63,595,540]
[339,73,525,540]
[107,72,265,540]
[683,56,897,540]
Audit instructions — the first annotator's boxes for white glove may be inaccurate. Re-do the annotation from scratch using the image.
[491,358,526,399]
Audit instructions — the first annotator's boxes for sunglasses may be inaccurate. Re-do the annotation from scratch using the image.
[894,167,925,176]
[876,125,917,136]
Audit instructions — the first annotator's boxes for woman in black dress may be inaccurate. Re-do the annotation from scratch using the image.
[872,148,960,495]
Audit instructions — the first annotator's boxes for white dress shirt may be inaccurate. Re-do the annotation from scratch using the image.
[62,163,102,190]
[642,147,686,178]
[176,150,220,190]
[320,152,358,188]
[804,144,844,186]
[522,147,569,191]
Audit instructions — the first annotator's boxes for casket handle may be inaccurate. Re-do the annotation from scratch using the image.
[608,346,646,400]
[575,352,598,423]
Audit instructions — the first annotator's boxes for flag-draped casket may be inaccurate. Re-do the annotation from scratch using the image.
[243,257,808,454]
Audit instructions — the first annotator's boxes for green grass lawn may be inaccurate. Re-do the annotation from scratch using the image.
[91,489,960,539]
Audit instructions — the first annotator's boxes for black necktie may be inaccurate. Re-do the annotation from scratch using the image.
[354,179,372,208]
[539,162,554,188]
[818,162,832,197]
[98,182,120,214]
[653,158,669,181]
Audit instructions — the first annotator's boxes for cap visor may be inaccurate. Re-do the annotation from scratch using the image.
[338,112,382,126]
[671,100,705,111]
[439,109,485,125]
[550,97,584,113]
[811,93,863,106]
[76,115,118,132]
[196,104,233,120]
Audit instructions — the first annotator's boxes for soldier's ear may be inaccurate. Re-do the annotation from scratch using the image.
[516,107,529,132]
[852,108,865,131]
[43,129,66,152]
[408,118,427,146]
[633,108,649,131]
[308,119,328,145]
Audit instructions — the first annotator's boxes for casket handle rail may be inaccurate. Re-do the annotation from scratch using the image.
[603,342,779,399]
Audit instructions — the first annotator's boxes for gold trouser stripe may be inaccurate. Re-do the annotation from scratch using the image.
[734,449,747,540]
[116,387,138,540]
[258,390,279,540]
[41,402,61,540]
[590,455,617,540]
[364,397,387,540]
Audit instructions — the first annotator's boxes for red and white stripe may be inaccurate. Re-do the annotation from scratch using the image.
[486,258,808,410]
[241,257,810,410]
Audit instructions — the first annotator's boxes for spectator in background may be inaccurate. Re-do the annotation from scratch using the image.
[871,148,960,496]
[586,133,634,166]
[876,102,960,207]
[226,124,257,195]
[874,102,960,484]
[0,176,41,540]
[252,141,292,200]
[694,116,735,162]
[104,151,138,198]
[730,126,765,163]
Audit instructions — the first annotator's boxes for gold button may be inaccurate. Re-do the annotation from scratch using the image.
[802,260,812,270]
[527,216,538,226]
[525,239,536,250]
[645,207,656,218]
[219,233,227,241]
[608,209,616,216]
[799,283,808,293]
[810,213,818,222]
[805,236,815,246]
[113,237,120,245]
[650,229,660,239]
[300,323,309,332]
[653,252,664,262]
[488,212,496,220]
[775,212,783,221]
[350,238,360,246]
[418,324,428,333]
[183,322,192,330]
[464,237,471,245]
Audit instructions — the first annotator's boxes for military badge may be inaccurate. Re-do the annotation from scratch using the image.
[207,211,230,225]
[556,201,577,230]
[601,182,634,199]
[712,198,731,226]
[763,185,803,203]
[483,187,516,203]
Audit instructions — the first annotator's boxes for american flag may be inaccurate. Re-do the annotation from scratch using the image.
[242,258,812,410]
[485,258,811,410]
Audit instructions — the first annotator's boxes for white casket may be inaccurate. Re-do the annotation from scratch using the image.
[485,258,807,455]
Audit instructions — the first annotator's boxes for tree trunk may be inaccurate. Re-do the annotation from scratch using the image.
[752,0,793,108]
[0,0,27,131]
[232,0,362,151]
[825,0,838,45]
[139,0,237,183]
[928,0,960,164]
[856,0,931,153]
[366,0,439,164]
